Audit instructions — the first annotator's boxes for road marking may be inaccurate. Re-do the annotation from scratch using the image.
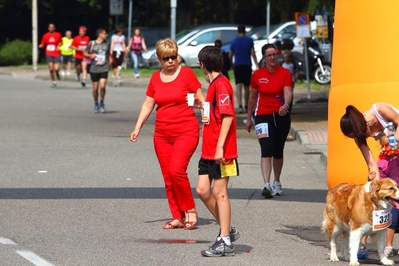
[0,237,16,245]
[16,250,55,266]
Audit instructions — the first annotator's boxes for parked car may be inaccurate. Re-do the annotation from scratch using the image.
[141,24,252,68]
[249,21,331,70]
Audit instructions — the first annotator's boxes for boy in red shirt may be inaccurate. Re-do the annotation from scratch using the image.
[39,23,62,88]
[71,26,90,87]
[196,45,239,257]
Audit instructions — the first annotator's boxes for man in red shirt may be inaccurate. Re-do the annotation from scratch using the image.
[196,45,239,257]
[71,26,90,87]
[39,23,62,88]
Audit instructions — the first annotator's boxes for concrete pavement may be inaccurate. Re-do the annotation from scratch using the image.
[1,70,398,266]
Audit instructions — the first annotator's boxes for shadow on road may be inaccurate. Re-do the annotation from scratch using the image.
[0,187,327,202]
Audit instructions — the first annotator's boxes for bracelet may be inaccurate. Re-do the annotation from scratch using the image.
[284,103,290,109]
[134,128,141,131]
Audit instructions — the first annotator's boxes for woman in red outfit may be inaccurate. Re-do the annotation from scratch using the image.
[130,38,204,229]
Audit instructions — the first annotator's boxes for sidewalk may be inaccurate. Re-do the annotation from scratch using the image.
[0,66,328,167]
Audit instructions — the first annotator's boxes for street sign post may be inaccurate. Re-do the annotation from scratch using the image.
[110,0,123,15]
[295,12,311,99]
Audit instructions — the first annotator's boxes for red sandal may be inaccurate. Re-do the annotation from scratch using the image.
[163,219,184,229]
[184,210,198,230]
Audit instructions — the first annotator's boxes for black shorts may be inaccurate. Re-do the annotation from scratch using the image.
[233,64,252,85]
[45,55,61,64]
[198,158,239,179]
[112,51,124,66]
[90,72,108,82]
[62,55,73,64]
[255,113,291,158]
[75,58,83,66]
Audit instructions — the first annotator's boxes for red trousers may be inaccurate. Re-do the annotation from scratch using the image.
[153,124,199,219]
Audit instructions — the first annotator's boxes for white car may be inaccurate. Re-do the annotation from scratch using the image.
[142,24,252,68]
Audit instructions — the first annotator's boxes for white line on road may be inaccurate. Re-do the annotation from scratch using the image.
[0,237,16,245]
[16,250,55,266]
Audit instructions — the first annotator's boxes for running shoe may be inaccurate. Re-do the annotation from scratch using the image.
[99,103,106,113]
[272,181,283,196]
[261,183,273,198]
[94,104,99,113]
[51,83,57,88]
[218,226,240,242]
[238,105,244,114]
[201,238,234,257]
[135,73,140,78]
[384,246,394,257]
[357,243,369,260]
[81,79,86,87]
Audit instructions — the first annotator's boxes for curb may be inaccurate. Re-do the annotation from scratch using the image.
[0,71,17,77]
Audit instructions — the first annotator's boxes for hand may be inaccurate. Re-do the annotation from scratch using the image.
[214,147,225,164]
[91,53,97,59]
[130,129,140,142]
[245,118,253,133]
[278,104,290,116]
[368,168,380,181]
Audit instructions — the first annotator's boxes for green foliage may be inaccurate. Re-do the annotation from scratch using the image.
[0,40,32,66]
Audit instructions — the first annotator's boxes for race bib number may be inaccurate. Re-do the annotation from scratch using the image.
[373,209,392,231]
[255,123,269,139]
[95,54,106,65]
[47,45,55,51]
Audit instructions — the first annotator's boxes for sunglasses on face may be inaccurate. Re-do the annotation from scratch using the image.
[162,55,178,62]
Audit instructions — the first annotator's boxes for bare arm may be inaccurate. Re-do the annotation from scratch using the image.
[375,103,399,141]
[125,38,132,51]
[141,38,148,52]
[228,51,234,69]
[278,85,293,115]
[359,143,380,180]
[251,48,259,69]
[214,115,234,164]
[110,38,115,52]
[130,96,155,142]
[245,88,258,132]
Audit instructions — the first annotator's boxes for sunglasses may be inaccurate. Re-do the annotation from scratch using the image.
[162,55,178,62]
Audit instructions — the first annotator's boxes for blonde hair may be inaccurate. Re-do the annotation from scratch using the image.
[155,38,178,59]
[282,50,292,58]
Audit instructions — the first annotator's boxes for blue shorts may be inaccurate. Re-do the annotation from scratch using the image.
[389,207,399,229]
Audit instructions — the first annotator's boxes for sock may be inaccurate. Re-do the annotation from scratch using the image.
[100,101,104,105]
[230,226,233,232]
[94,103,99,107]
[221,236,231,246]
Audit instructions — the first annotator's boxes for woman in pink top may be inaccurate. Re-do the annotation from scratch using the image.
[126,28,147,78]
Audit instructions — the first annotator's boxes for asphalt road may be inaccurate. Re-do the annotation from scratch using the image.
[0,76,393,266]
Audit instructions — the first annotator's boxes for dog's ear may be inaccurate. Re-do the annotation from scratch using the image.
[369,179,381,196]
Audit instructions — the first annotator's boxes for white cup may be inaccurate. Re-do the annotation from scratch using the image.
[187,93,195,107]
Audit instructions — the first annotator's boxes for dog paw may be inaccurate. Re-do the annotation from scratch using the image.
[381,257,394,265]
[349,261,360,266]
[329,256,339,262]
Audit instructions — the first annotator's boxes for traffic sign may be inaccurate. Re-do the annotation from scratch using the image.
[295,12,311,38]
[110,0,123,15]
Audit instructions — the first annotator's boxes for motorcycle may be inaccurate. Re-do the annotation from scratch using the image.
[260,38,332,84]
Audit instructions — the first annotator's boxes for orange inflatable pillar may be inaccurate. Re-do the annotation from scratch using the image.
[327,0,399,188]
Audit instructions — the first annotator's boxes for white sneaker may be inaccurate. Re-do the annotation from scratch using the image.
[272,181,283,196]
[384,246,393,257]
[135,73,140,78]
[261,183,273,198]
[60,70,65,76]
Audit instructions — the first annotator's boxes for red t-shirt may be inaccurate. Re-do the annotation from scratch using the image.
[201,75,238,160]
[250,66,292,115]
[40,32,62,56]
[71,35,90,59]
[146,66,202,128]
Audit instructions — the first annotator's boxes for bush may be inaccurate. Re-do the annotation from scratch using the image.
[0,39,32,66]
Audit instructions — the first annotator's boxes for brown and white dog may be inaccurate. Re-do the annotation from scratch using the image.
[322,178,399,265]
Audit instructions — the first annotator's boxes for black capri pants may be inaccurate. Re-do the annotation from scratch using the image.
[255,112,291,159]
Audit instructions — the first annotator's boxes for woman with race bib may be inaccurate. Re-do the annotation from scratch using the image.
[245,43,293,199]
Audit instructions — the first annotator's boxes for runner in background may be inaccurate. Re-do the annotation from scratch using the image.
[39,23,62,88]
[110,27,126,79]
[60,30,74,76]
[71,26,90,86]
